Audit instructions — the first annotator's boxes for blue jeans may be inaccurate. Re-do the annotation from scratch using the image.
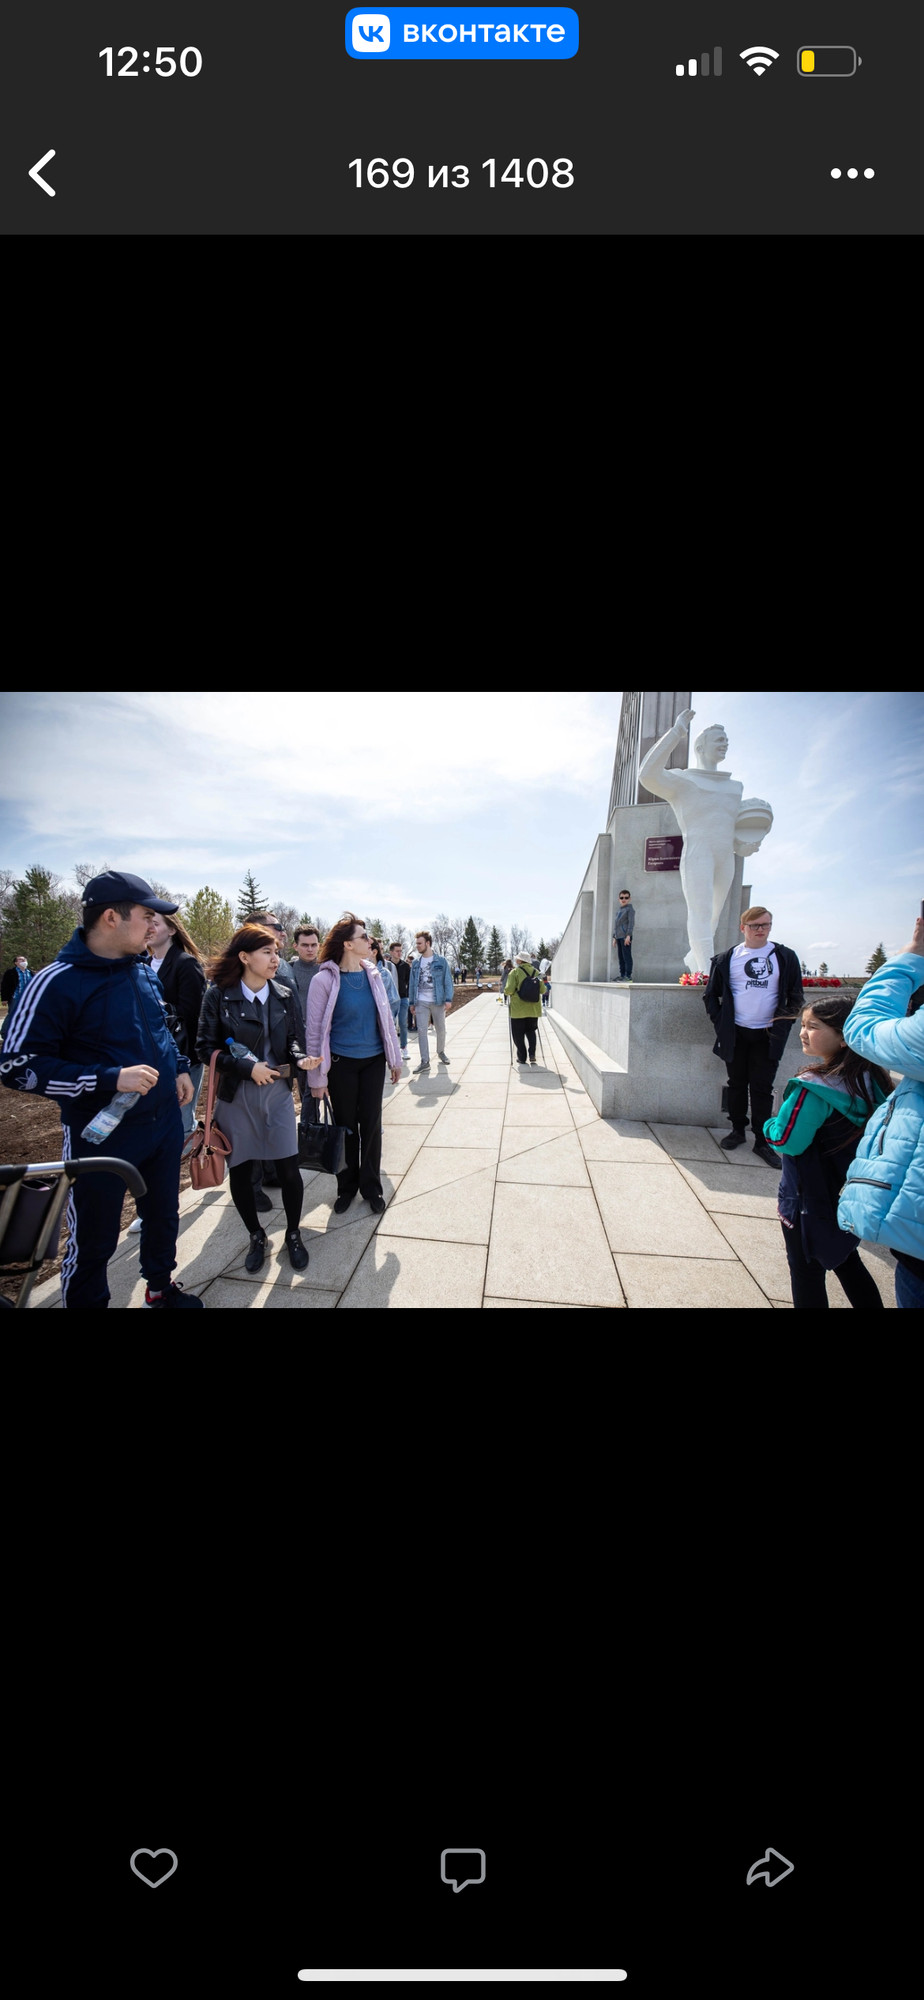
[617,939,633,978]
[398,998,409,1050]
[182,1062,204,1136]
[895,1258,924,1309]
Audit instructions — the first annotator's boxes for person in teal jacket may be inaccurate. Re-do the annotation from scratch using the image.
[763,994,892,1309]
[836,917,924,1310]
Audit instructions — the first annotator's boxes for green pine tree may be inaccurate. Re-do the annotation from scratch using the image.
[185,886,234,956]
[460,915,483,975]
[3,866,74,974]
[236,869,264,923]
[487,925,504,972]
[819,961,829,977]
[865,943,886,976]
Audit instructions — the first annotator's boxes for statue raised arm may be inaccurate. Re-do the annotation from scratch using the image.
[637,708,773,973]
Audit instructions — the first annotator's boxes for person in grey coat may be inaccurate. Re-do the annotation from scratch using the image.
[612,890,635,981]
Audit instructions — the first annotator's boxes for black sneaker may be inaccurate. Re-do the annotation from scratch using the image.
[720,1129,747,1150]
[255,1190,273,1212]
[334,1191,357,1214]
[753,1142,782,1169]
[367,1194,387,1215]
[285,1229,309,1271]
[244,1228,267,1273]
[438,1051,450,1064]
[144,1282,204,1309]
[414,1061,430,1072]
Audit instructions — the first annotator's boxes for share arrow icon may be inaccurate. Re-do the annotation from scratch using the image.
[29,150,56,196]
[747,1847,794,1888]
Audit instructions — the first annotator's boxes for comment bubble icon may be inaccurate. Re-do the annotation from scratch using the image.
[441,1847,486,1893]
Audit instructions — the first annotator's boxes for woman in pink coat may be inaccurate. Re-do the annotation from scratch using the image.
[306,914,402,1215]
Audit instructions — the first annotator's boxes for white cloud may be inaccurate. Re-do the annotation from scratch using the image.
[806,941,839,949]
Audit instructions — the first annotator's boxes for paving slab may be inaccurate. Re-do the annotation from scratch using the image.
[425,1107,504,1150]
[483,1297,587,1308]
[706,1127,779,1169]
[495,1131,591,1188]
[463,1064,519,1081]
[381,1125,430,1176]
[392,1147,497,1204]
[377,1163,496,1245]
[614,1254,773,1309]
[647,1123,730,1161]
[709,1214,793,1298]
[338,1236,487,1307]
[508,1069,565,1091]
[578,1119,668,1163]
[567,1095,600,1128]
[503,1096,574,1127]
[382,1092,451,1125]
[445,1082,509,1108]
[224,1208,379,1291]
[485,1183,623,1306]
[587,1160,738,1259]
[198,1277,339,1310]
[674,1158,782,1219]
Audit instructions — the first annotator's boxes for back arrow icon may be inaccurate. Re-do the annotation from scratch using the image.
[29,150,56,196]
[747,1847,794,1888]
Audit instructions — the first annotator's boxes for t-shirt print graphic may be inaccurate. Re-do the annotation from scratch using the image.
[743,951,776,990]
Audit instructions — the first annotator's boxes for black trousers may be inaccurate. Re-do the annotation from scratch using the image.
[726,1025,780,1139]
[61,1103,184,1308]
[327,1052,386,1199]
[231,1156,303,1235]
[780,1223,884,1309]
[511,1016,538,1062]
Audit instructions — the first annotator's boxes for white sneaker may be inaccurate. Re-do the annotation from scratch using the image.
[128,1216,143,1234]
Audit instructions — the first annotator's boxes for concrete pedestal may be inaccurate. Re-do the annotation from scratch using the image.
[549,983,807,1125]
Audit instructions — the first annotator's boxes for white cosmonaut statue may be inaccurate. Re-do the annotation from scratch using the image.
[637,707,774,974]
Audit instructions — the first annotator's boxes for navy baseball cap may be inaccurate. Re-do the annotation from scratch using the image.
[80,870,178,914]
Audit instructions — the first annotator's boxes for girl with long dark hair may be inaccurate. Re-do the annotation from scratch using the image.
[197,924,321,1274]
[762,993,893,1308]
[306,915,402,1215]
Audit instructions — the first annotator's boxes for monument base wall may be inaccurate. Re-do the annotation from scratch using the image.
[553,801,750,987]
[549,985,807,1125]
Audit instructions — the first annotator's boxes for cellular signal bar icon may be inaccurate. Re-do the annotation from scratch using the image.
[675,46,722,76]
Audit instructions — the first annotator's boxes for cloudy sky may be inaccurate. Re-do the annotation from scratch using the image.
[1,688,921,970]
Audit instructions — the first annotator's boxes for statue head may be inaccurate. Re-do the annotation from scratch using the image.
[692,724,729,770]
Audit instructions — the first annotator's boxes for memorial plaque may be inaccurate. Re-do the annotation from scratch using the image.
[645,834,683,871]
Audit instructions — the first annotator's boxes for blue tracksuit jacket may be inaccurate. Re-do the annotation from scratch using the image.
[0,928,190,1130]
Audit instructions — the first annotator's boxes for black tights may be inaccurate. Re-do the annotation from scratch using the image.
[230,1155,304,1235]
[781,1222,884,1309]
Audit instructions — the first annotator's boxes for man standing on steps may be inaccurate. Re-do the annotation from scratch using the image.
[408,930,453,1072]
[703,906,804,1168]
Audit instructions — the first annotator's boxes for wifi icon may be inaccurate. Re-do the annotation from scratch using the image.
[739,46,780,74]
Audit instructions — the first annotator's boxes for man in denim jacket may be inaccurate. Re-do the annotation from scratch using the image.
[408,930,454,1072]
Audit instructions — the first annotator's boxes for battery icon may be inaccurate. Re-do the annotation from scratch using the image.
[797,46,861,76]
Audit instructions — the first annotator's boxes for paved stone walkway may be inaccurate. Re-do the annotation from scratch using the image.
[30,995,896,1309]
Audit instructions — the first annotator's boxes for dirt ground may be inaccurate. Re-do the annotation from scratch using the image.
[0,977,496,1301]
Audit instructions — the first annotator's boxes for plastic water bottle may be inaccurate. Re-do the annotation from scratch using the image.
[81,1090,141,1144]
[225,1037,256,1063]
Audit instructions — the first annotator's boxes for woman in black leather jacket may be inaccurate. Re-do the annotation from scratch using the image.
[197,923,320,1276]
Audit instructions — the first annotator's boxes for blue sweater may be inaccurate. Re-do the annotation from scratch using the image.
[0,928,189,1129]
[330,970,383,1058]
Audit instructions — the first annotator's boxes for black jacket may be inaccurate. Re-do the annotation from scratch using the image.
[151,939,207,1058]
[703,942,804,1066]
[196,979,307,1104]
[390,957,410,1000]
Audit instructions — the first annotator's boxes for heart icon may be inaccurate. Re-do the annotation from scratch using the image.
[130,1848,178,1887]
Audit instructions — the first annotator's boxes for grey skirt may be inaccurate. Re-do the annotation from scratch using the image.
[213,1075,298,1166]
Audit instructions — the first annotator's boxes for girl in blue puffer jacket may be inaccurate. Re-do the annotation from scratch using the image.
[763,994,892,1309]
[836,920,924,1310]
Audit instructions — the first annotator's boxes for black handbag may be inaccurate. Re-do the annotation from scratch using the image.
[298,1098,351,1176]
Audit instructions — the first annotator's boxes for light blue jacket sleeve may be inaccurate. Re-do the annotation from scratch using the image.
[843,953,924,1081]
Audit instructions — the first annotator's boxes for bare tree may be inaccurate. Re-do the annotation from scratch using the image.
[508,922,534,958]
[431,912,454,956]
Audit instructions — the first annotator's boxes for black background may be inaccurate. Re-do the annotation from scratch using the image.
[1,3,920,233]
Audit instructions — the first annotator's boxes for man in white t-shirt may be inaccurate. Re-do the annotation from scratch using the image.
[703,905,805,1167]
[408,929,454,1072]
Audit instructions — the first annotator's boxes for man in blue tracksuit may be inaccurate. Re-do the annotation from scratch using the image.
[0,871,204,1309]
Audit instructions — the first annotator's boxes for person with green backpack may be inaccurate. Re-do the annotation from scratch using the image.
[505,952,548,1066]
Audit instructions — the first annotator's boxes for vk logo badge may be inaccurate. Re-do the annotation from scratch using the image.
[352,13,391,50]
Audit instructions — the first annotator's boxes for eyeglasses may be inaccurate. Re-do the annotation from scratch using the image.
[746,922,771,930]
